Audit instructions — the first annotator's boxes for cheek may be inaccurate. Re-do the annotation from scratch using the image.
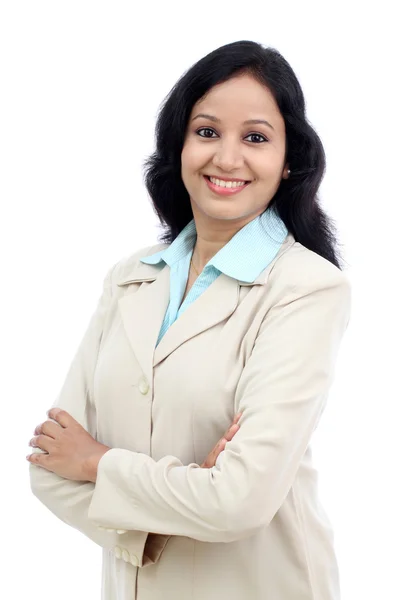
[181,146,194,179]
[254,154,282,181]
[182,139,209,173]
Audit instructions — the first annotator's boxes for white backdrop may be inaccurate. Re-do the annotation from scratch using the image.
[1,1,399,598]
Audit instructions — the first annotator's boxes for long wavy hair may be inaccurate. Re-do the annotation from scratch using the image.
[143,40,345,270]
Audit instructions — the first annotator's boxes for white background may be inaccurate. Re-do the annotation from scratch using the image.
[1,1,399,598]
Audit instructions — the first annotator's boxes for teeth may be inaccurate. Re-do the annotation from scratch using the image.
[209,176,246,188]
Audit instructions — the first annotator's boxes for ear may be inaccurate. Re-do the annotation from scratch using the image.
[282,163,290,179]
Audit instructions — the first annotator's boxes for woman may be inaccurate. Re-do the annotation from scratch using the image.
[27,40,351,600]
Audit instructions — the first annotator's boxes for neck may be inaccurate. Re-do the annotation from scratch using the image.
[189,203,268,271]
[191,226,237,271]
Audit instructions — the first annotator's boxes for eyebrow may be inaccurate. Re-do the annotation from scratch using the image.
[191,113,275,132]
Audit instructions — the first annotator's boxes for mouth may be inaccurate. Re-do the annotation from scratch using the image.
[203,175,252,196]
[204,175,251,184]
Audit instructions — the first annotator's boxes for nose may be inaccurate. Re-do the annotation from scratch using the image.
[211,140,244,172]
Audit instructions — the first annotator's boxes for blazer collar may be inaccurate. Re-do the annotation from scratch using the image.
[116,247,168,286]
[116,234,295,288]
[115,232,295,378]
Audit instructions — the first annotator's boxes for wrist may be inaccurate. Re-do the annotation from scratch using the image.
[85,445,111,483]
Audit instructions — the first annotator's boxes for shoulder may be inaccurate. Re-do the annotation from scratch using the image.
[268,238,351,303]
[106,242,169,287]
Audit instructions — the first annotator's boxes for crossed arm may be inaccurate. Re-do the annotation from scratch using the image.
[28,261,351,564]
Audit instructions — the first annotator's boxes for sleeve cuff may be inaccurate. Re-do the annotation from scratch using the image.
[96,528,170,567]
[89,449,171,567]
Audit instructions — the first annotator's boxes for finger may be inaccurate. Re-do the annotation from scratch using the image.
[34,421,59,438]
[216,437,227,454]
[43,420,61,438]
[208,438,227,467]
[29,434,52,453]
[233,412,243,425]
[223,418,241,439]
[224,423,239,442]
[47,408,71,428]
[201,438,226,468]
[202,443,219,468]
[223,413,242,438]
[27,451,50,468]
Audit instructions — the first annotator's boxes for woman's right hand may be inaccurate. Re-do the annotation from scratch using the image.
[200,413,242,468]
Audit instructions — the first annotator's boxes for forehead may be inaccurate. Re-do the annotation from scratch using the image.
[191,73,284,131]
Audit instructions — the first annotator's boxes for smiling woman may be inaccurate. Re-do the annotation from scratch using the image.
[28,39,350,600]
[179,71,290,253]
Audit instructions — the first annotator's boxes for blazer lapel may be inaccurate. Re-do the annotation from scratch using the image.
[153,272,243,367]
[117,263,170,389]
[116,233,295,382]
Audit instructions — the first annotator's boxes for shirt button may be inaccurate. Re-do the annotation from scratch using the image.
[122,549,130,562]
[114,546,122,559]
[139,378,149,395]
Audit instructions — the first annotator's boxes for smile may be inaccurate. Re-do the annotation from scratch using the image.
[203,175,251,196]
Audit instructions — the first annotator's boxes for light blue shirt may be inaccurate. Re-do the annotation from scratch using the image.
[140,205,289,347]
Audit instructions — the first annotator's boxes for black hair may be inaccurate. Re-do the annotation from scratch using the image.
[143,40,346,270]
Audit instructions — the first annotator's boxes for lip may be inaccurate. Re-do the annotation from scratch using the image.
[205,175,251,183]
[203,175,251,196]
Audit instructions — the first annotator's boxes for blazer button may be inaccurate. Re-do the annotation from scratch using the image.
[114,546,122,559]
[122,549,130,562]
[130,554,139,567]
[139,378,149,395]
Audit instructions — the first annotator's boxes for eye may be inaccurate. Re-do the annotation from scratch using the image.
[196,127,217,139]
[244,133,269,144]
[196,127,269,144]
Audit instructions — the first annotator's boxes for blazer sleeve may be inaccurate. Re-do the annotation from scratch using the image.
[28,263,170,567]
[87,268,351,544]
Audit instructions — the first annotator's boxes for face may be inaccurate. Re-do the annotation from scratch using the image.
[181,73,289,231]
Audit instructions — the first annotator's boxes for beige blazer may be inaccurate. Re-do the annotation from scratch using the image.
[29,232,351,600]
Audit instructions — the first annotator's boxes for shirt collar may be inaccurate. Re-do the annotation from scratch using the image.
[140,205,288,283]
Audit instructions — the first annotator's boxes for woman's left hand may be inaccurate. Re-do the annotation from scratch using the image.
[26,408,111,483]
